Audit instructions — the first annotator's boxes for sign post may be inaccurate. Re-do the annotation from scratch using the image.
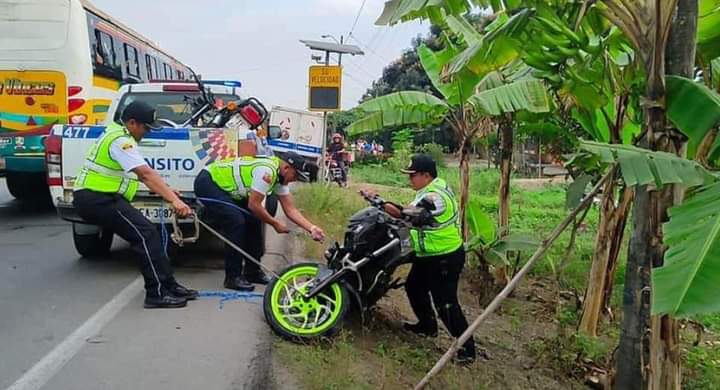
[299,39,364,182]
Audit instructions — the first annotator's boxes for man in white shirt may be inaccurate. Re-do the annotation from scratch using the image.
[73,101,197,309]
[194,152,324,290]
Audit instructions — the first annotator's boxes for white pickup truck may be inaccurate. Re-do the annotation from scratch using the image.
[47,81,265,256]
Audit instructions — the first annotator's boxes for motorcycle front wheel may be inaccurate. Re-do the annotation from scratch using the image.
[263,263,349,342]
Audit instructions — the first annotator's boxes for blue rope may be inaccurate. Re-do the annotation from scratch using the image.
[198,290,264,310]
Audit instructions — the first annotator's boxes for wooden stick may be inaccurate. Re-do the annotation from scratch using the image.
[413,167,615,390]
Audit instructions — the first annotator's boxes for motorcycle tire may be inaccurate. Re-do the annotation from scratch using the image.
[263,263,350,342]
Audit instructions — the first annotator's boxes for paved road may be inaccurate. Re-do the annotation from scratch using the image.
[0,178,281,390]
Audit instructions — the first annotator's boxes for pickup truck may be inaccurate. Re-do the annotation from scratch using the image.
[48,81,257,257]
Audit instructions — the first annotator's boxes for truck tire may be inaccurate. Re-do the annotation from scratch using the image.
[6,172,50,201]
[73,223,113,258]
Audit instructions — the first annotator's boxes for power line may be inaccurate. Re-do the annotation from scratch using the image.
[348,0,368,38]
[348,33,392,64]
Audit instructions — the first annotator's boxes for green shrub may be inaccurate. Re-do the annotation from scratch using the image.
[416,142,447,167]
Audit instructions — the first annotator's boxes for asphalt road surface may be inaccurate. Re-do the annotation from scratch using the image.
[0,178,281,390]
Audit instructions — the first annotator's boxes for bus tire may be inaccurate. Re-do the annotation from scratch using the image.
[73,223,113,258]
[6,172,49,200]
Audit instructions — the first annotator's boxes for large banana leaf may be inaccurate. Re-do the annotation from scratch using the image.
[469,78,550,116]
[698,0,720,61]
[579,140,710,187]
[346,108,446,136]
[375,0,479,26]
[652,181,720,316]
[356,91,449,112]
[446,9,532,77]
[665,75,720,158]
[466,200,496,245]
[417,44,482,105]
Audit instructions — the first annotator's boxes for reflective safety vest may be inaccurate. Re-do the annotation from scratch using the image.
[410,178,463,257]
[206,156,281,199]
[74,122,140,201]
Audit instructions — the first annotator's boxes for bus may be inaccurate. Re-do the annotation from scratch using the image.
[0,0,193,200]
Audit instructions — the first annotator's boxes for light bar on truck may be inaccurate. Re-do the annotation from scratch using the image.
[203,80,242,88]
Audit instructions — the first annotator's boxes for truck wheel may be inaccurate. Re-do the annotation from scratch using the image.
[6,172,49,201]
[265,194,279,217]
[73,223,113,258]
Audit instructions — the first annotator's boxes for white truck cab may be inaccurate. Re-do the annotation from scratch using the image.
[47,81,246,256]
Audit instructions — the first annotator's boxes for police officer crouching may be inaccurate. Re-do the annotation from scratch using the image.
[194,152,325,291]
[73,101,198,309]
[365,155,477,364]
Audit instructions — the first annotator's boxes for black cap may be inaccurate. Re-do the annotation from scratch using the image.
[401,154,437,178]
[279,151,317,182]
[121,101,163,130]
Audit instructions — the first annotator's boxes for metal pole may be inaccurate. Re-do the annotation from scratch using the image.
[339,35,344,66]
[319,50,331,183]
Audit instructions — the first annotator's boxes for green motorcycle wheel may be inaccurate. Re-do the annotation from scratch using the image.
[263,263,349,342]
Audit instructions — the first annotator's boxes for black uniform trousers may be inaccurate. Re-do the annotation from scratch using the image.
[193,170,264,278]
[406,247,476,354]
[73,190,176,298]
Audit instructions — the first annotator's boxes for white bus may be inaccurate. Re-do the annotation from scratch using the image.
[0,0,193,199]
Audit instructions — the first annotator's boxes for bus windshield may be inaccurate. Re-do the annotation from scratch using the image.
[114,92,241,125]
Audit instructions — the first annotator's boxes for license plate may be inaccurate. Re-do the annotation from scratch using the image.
[134,203,174,223]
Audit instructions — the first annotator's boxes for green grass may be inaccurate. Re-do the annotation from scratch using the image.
[277,165,718,389]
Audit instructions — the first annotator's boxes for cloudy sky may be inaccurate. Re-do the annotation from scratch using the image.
[90,0,429,110]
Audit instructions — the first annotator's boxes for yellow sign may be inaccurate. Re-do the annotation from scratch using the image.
[308,66,342,111]
[0,70,68,132]
[309,65,342,88]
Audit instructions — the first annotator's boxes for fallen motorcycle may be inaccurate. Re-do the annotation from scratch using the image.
[263,192,430,342]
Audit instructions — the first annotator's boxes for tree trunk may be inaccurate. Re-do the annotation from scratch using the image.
[647,2,697,388]
[459,138,471,240]
[498,117,513,235]
[615,1,696,389]
[579,174,633,336]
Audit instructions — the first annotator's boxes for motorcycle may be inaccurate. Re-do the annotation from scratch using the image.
[324,153,348,187]
[263,191,431,342]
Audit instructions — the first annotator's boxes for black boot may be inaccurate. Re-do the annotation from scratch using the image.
[454,340,476,365]
[169,283,199,300]
[402,321,438,337]
[224,276,255,292]
[246,272,272,285]
[144,293,187,309]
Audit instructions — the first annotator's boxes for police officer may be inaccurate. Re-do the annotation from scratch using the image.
[193,152,325,291]
[73,101,198,309]
[366,155,476,363]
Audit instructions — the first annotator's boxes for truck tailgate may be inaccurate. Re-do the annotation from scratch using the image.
[60,126,240,194]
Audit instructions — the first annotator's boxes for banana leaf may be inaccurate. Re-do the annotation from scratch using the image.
[447,9,532,77]
[666,75,720,159]
[698,0,720,61]
[417,44,482,105]
[375,0,477,26]
[469,78,550,116]
[466,200,495,245]
[652,181,720,316]
[579,140,710,187]
[346,108,446,136]
[356,91,449,112]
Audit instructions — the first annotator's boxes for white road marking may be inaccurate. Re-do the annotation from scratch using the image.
[5,276,144,390]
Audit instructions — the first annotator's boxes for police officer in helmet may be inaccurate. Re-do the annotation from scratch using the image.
[364,154,476,363]
[73,101,198,309]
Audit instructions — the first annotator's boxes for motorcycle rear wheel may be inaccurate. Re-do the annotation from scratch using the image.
[263,263,349,342]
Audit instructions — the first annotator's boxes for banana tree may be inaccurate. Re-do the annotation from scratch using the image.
[347,79,550,234]
[351,4,549,236]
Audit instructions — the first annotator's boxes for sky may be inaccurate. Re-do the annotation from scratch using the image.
[90,0,430,110]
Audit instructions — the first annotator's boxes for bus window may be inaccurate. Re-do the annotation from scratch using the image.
[145,54,153,80]
[124,44,140,78]
[93,29,121,79]
[163,63,173,80]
